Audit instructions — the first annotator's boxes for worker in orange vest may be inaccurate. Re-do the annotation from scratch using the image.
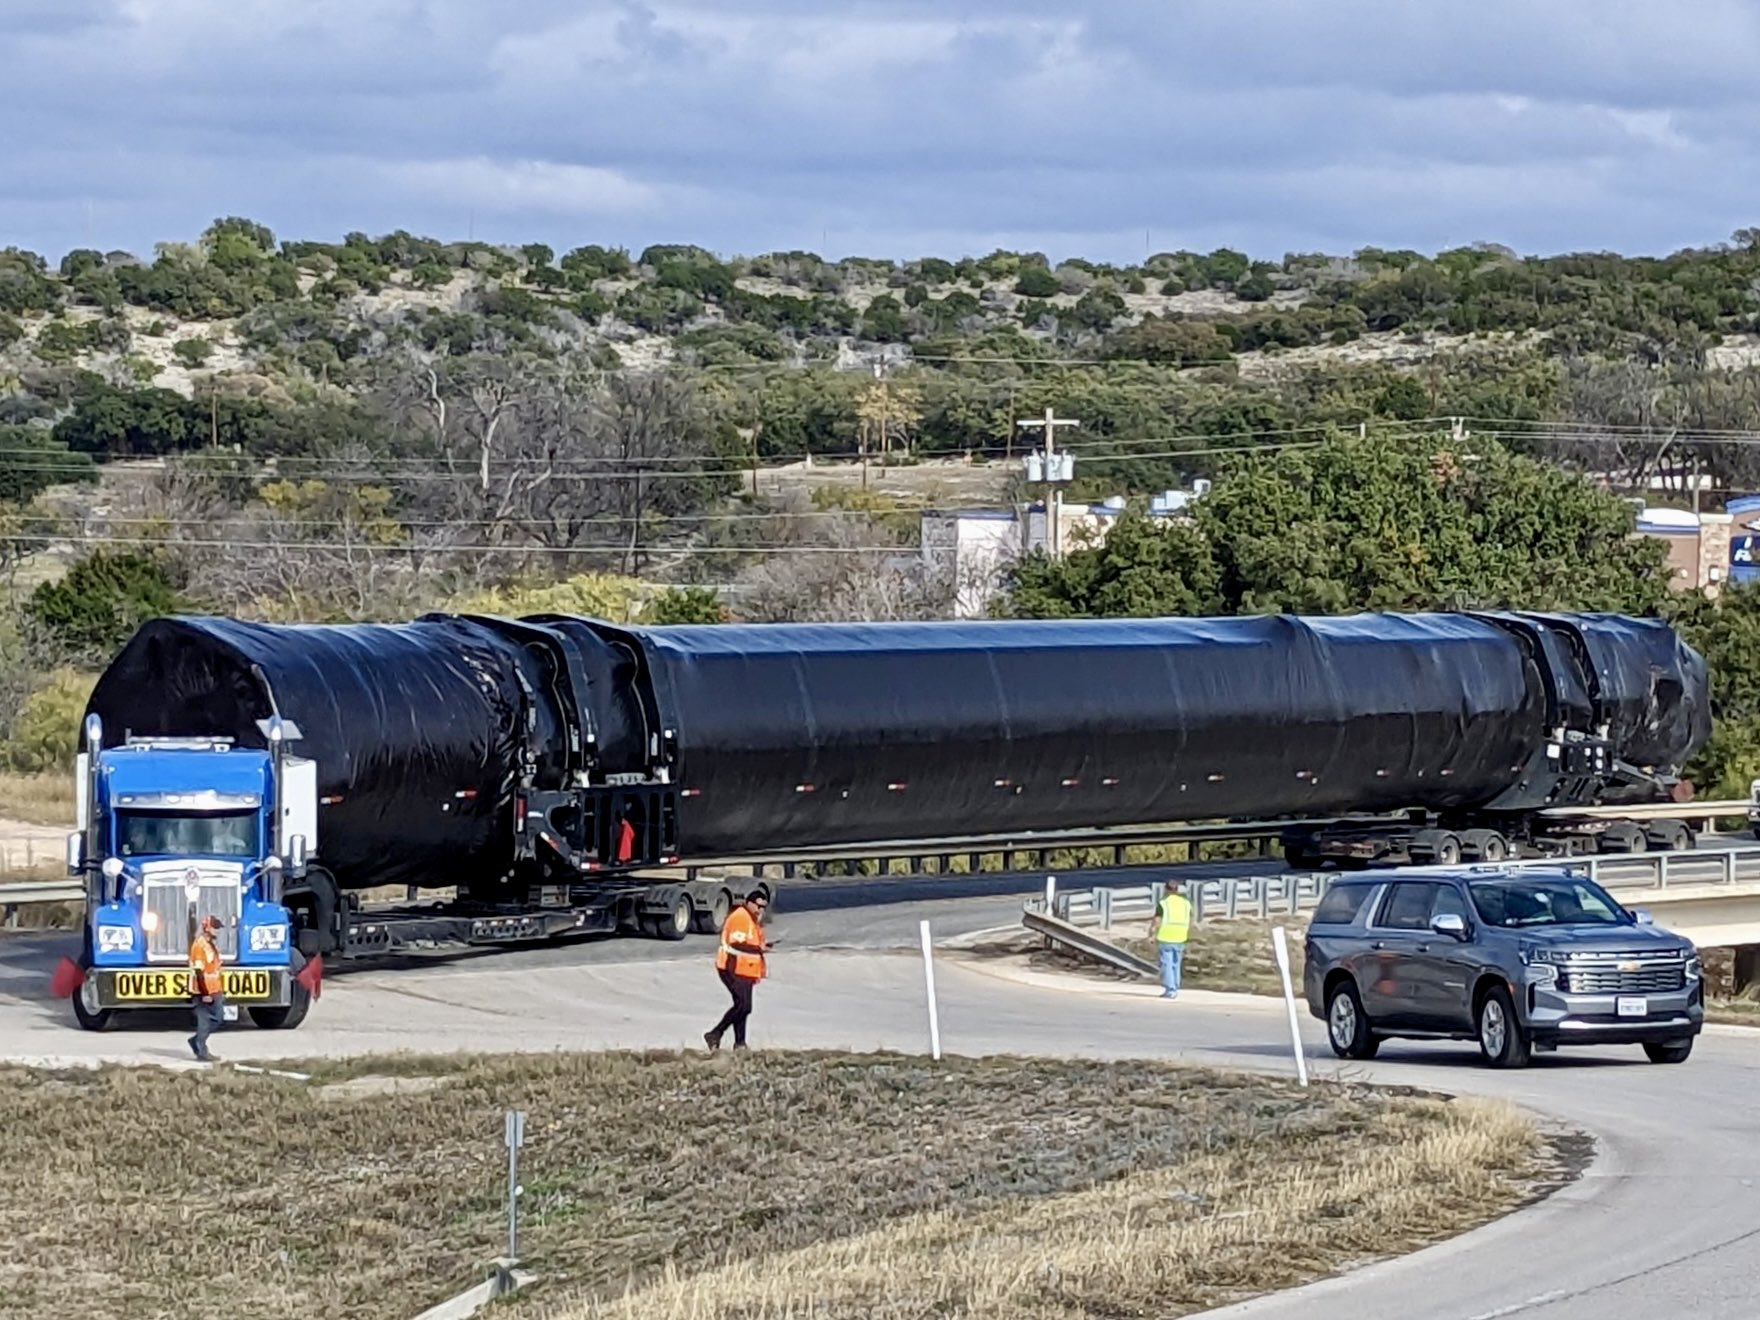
[704,890,773,1052]
[187,914,227,1063]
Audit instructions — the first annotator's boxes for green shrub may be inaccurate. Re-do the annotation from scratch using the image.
[4,670,95,774]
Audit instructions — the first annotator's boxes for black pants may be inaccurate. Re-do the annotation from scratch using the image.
[711,967,756,1045]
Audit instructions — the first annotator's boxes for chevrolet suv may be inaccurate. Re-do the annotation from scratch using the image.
[1304,867,1703,1069]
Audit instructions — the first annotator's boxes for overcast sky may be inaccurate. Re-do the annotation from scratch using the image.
[4,0,1757,266]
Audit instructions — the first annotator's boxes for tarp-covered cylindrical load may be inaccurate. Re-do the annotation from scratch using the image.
[86,610,1711,890]
[631,613,1551,854]
[84,616,557,890]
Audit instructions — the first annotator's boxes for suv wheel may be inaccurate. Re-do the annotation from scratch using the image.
[1643,1037,1694,1064]
[1325,980,1379,1060]
[1476,984,1531,1069]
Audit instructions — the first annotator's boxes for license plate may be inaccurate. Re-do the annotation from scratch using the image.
[1616,996,1647,1018]
[112,969,274,1002]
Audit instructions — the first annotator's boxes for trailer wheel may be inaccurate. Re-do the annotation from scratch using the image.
[1461,829,1509,863]
[648,889,692,941]
[1410,830,1462,866]
[1645,820,1693,852]
[692,888,732,936]
[71,952,113,1033]
[1599,822,1648,854]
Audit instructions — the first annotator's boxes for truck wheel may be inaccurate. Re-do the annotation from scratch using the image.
[1325,980,1379,1060]
[71,955,113,1033]
[1461,829,1509,863]
[249,955,313,1030]
[1476,984,1531,1069]
[1643,1037,1694,1064]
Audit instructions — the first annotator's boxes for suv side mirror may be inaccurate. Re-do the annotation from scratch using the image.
[1631,908,1655,926]
[1431,912,1468,940]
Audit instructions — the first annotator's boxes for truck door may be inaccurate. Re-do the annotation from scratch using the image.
[1362,881,1437,1028]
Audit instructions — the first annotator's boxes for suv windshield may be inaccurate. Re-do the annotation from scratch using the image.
[117,812,258,859]
[1469,876,1628,928]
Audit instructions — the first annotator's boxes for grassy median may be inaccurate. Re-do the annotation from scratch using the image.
[0,1051,1546,1320]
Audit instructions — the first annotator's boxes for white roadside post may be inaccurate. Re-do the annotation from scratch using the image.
[505,1109,527,1261]
[1271,927,1309,1088]
[919,918,943,1061]
[1044,873,1057,913]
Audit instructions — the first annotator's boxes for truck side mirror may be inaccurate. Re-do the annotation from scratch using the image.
[65,831,83,877]
[288,834,308,880]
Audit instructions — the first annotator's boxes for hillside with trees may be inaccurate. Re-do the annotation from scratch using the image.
[7,220,1760,792]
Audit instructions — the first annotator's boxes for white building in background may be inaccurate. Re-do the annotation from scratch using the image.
[921,482,1211,618]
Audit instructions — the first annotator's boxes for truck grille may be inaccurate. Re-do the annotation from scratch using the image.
[136,862,242,963]
[1557,951,1686,996]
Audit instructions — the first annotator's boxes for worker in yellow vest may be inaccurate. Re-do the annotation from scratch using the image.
[1148,879,1192,999]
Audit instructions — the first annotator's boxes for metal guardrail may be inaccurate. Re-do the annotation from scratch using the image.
[1039,847,1760,938]
[1021,906,1159,978]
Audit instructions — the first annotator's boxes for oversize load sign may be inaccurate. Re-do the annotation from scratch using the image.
[110,969,274,1001]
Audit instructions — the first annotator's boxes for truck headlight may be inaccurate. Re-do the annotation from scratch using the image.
[249,924,288,952]
[1686,955,1703,982]
[1523,963,1558,988]
[96,924,133,953]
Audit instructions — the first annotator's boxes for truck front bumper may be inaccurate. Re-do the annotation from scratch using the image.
[88,966,290,1010]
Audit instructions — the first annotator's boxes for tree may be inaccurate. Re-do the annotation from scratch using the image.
[1004,431,1671,619]
[648,585,726,624]
[25,549,184,664]
[0,426,97,505]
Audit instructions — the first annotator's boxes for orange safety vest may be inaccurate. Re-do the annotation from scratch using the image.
[188,933,224,997]
[716,907,766,981]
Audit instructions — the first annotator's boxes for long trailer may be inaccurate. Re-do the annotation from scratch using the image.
[66,608,1710,1030]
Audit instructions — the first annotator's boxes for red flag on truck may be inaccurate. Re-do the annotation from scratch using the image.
[49,957,85,999]
[294,954,323,1001]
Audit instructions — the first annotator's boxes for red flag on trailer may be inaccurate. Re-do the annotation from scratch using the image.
[49,957,85,999]
[294,954,323,1001]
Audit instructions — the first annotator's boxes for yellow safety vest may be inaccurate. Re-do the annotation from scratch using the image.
[1155,892,1191,944]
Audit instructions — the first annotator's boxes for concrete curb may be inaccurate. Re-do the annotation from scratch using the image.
[410,1262,536,1320]
[950,947,1288,1011]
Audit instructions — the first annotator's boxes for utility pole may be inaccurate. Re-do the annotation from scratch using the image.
[1018,406,1079,559]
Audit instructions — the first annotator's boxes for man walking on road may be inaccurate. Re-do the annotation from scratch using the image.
[187,914,227,1062]
[705,890,773,1051]
[1149,879,1192,999]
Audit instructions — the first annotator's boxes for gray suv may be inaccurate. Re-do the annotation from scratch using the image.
[1304,867,1703,1068]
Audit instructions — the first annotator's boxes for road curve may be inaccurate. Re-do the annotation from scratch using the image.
[4,931,1760,1319]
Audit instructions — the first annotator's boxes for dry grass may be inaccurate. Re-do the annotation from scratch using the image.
[0,1051,1543,1320]
[0,771,74,828]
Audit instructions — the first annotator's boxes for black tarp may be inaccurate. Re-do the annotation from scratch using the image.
[85,610,1711,889]
[630,613,1554,854]
[84,616,552,890]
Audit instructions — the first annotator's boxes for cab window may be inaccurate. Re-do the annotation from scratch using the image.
[1311,881,1377,925]
[1430,885,1470,924]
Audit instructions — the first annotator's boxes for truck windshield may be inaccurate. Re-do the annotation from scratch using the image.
[117,812,258,859]
[1469,877,1628,928]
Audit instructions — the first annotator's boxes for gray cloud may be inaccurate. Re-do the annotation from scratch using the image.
[2,0,1757,264]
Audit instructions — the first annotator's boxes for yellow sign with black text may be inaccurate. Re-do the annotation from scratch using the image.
[111,969,274,1002]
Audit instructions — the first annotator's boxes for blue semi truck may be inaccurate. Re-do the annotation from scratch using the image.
[65,712,318,1032]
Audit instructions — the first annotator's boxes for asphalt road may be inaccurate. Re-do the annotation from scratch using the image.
[5,860,1760,1318]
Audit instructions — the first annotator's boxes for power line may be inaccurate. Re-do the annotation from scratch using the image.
[5,533,920,557]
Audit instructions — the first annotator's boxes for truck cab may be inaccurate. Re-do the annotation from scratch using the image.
[66,713,318,1032]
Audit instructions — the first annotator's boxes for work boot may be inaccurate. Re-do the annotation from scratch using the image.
[732,1042,749,1052]
[187,1036,200,1060]
[703,1030,721,1052]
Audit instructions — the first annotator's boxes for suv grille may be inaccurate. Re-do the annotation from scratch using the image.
[1557,951,1686,995]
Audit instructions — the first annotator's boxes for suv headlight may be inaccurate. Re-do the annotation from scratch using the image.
[1524,962,1558,988]
[96,924,133,953]
[249,924,288,952]
[1686,954,1703,982]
